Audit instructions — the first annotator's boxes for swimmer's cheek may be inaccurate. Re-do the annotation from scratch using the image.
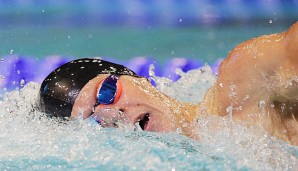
[149,116,179,133]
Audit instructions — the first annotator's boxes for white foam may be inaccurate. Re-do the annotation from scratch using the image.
[0,66,297,170]
[151,65,298,170]
[150,64,216,103]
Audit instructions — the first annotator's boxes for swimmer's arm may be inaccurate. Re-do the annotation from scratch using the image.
[273,22,298,101]
[273,67,298,145]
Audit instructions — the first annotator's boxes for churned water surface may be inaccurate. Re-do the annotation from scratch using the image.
[0,65,297,170]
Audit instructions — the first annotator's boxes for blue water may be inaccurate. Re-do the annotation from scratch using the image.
[0,25,290,65]
[0,67,297,170]
[0,131,247,170]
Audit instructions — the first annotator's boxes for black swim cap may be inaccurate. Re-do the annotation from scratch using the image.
[39,58,139,118]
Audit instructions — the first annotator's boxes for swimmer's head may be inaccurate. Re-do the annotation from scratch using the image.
[39,58,140,118]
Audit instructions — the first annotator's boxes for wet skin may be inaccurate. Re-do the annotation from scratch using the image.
[72,74,196,133]
[198,21,298,145]
[72,21,298,145]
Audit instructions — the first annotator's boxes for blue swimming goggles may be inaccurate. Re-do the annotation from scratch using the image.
[88,75,133,129]
[94,75,122,108]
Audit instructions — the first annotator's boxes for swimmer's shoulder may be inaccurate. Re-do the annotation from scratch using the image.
[225,34,284,65]
[285,21,298,63]
[223,21,298,67]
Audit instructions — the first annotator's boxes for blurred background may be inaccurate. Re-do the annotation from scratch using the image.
[0,0,297,88]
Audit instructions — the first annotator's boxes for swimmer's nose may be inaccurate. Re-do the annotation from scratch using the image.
[93,104,147,126]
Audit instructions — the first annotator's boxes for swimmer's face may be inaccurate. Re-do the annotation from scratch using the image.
[71,75,180,132]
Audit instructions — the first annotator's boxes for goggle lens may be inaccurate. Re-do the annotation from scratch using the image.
[95,75,121,106]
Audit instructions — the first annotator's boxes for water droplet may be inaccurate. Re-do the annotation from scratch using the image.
[42,9,45,13]
[243,95,250,101]
[237,106,242,111]
[10,49,13,54]
[269,20,272,24]
[17,70,21,75]
[176,128,182,134]
[179,18,182,22]
[0,58,4,62]
[258,100,265,108]
[182,122,188,127]
[68,35,71,39]
[20,79,25,86]
[229,85,236,91]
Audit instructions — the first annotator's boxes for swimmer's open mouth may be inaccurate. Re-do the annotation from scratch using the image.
[137,113,150,130]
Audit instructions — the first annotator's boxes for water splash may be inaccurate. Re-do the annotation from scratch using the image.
[150,64,216,103]
[151,64,298,170]
[0,65,297,170]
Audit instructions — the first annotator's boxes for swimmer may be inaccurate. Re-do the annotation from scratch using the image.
[39,21,298,145]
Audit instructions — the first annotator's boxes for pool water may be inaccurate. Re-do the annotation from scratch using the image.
[0,65,297,170]
[0,24,289,64]
[0,1,297,169]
